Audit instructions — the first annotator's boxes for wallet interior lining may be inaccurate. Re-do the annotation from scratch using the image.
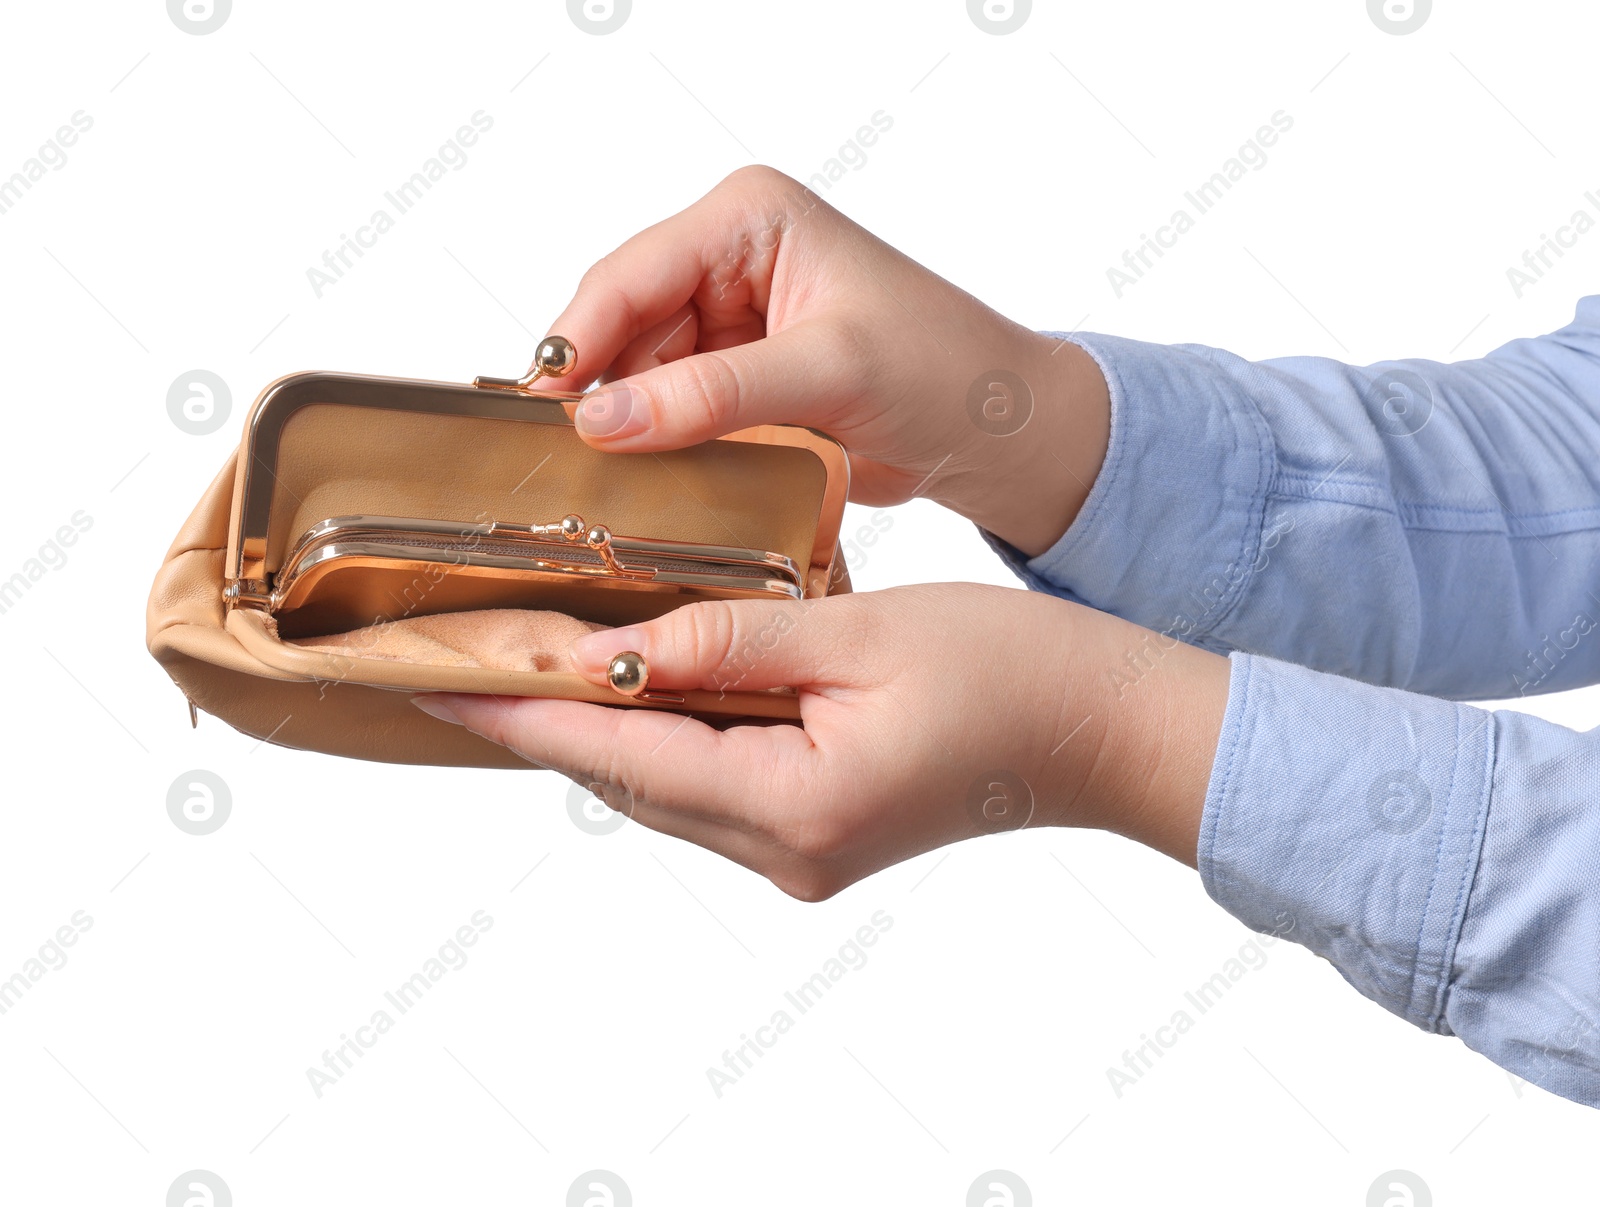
[268,405,828,577]
[275,608,604,674]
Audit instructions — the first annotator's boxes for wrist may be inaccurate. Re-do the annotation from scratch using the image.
[1036,604,1231,867]
[939,329,1111,558]
[1098,636,1231,867]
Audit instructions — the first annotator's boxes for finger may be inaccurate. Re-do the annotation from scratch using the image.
[413,692,813,828]
[600,303,701,382]
[528,223,707,390]
[575,782,845,903]
[573,324,862,450]
[622,796,847,903]
[531,172,797,389]
[584,786,783,881]
[566,597,867,695]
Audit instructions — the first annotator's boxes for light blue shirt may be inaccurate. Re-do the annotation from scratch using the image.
[989,299,1600,1107]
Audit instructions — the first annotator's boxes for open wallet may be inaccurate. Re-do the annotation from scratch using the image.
[145,337,851,768]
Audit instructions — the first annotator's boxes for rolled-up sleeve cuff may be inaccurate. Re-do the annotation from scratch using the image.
[982,332,1277,651]
[1198,652,1495,1032]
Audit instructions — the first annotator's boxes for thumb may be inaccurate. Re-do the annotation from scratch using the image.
[572,326,856,451]
[569,598,860,696]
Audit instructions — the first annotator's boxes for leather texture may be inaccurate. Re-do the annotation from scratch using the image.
[147,381,844,768]
[285,608,605,671]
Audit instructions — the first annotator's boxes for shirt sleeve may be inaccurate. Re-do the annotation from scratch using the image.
[989,299,1600,700]
[1203,651,1600,1108]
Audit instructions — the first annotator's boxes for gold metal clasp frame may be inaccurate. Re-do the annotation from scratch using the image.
[474,336,578,394]
[224,336,850,614]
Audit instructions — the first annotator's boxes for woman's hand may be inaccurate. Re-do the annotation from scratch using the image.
[412,585,1230,900]
[533,165,1111,558]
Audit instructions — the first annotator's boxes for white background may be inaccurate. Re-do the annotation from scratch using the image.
[2,0,1597,1203]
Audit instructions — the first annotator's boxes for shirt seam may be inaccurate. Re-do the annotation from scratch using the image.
[1264,487,1600,538]
[1403,704,1469,1027]
[1428,710,1499,1033]
[1274,473,1600,521]
[1207,389,1276,639]
[1185,346,1277,642]
[1200,653,1255,886]
[1048,334,1133,567]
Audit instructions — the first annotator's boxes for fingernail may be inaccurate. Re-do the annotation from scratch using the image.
[570,627,646,677]
[574,386,642,441]
[412,696,463,725]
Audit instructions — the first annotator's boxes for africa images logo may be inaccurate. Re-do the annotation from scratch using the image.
[968,0,1031,36]
[167,0,231,35]
[568,0,631,35]
[1367,0,1431,35]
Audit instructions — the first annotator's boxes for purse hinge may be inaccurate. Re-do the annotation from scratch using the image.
[223,578,273,611]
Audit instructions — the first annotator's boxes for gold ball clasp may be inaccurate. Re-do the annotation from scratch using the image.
[534,335,577,379]
[606,651,650,698]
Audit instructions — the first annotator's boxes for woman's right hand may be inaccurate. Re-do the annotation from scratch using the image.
[532,165,1111,558]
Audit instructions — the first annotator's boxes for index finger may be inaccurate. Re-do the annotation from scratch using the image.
[531,166,804,388]
[421,692,814,830]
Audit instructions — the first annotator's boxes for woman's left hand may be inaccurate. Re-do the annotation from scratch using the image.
[413,583,1230,900]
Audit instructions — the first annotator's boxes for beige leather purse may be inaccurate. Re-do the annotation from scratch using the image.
[146,338,850,768]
